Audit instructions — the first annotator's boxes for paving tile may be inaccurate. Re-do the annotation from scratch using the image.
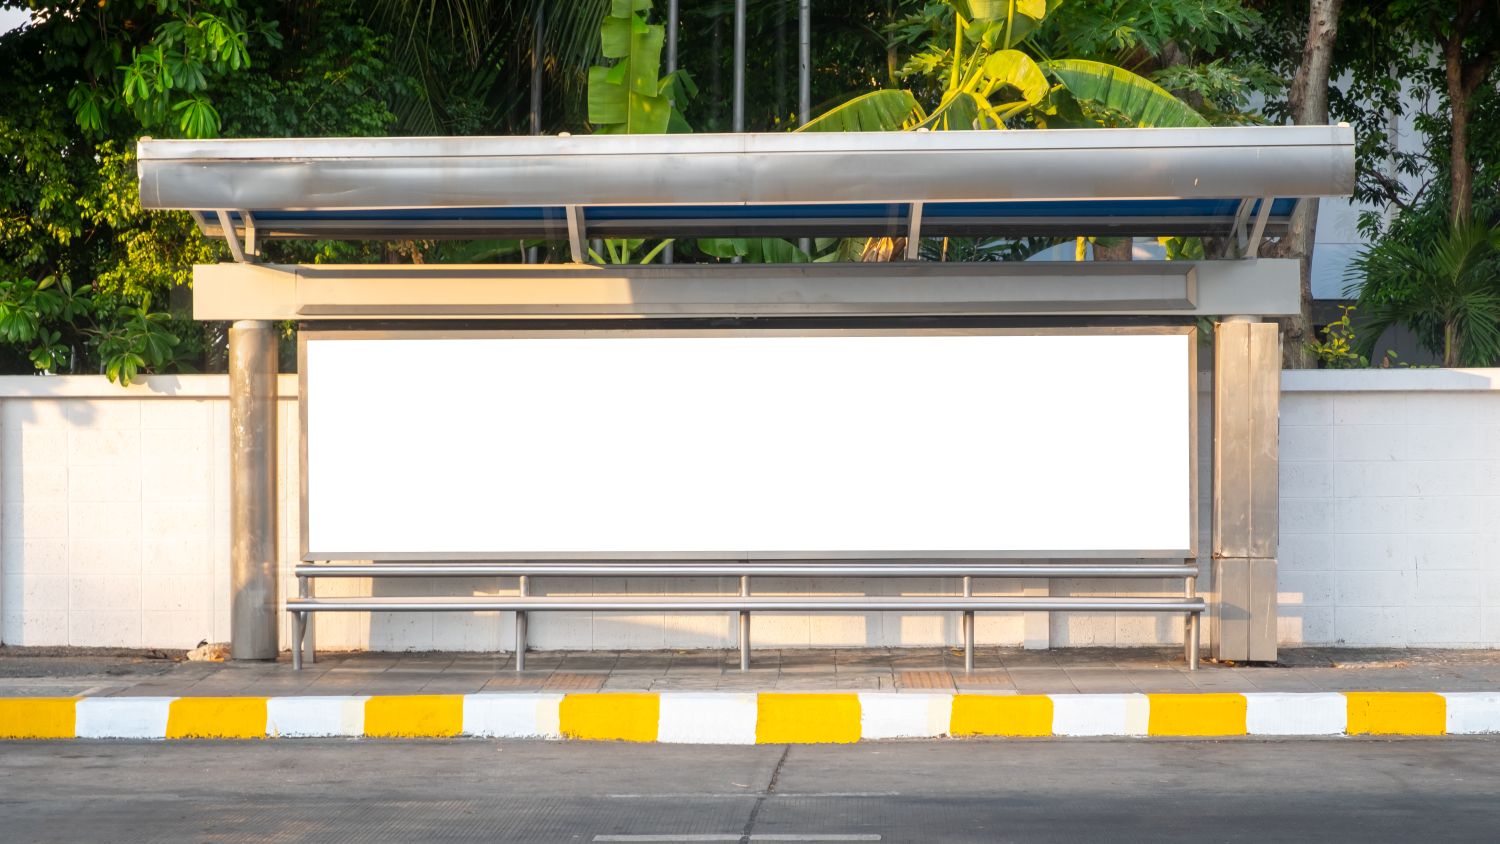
[952,671,1015,691]
[1004,667,1078,694]
[897,670,956,691]
[542,673,606,692]
[479,676,544,692]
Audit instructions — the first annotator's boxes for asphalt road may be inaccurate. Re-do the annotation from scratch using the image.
[2,738,1497,842]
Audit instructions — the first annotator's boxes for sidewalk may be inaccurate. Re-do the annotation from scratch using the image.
[3,645,1500,699]
[3,646,1499,741]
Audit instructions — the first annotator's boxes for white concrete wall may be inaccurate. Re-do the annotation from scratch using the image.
[4,369,1499,652]
[1278,369,1500,647]
[0,376,299,649]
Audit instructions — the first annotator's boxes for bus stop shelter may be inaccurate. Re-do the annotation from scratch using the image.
[137,125,1356,667]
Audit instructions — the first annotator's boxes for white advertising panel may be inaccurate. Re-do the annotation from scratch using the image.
[303,330,1193,559]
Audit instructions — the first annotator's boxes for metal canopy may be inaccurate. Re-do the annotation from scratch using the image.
[137,126,1354,251]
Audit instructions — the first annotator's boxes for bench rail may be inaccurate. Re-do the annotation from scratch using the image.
[289,562,1202,672]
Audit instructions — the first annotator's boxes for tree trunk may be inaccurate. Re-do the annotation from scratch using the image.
[1092,238,1134,261]
[1267,0,1343,369]
[1443,0,1497,226]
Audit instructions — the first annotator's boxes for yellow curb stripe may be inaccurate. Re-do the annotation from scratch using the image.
[1147,693,1247,737]
[0,698,77,739]
[364,695,465,738]
[559,693,660,742]
[756,693,861,744]
[1345,692,1446,736]
[950,694,1053,737]
[166,697,268,739]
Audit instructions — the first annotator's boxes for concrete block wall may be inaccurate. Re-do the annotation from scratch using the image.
[3,368,1499,652]
[1278,369,1500,646]
[0,376,299,649]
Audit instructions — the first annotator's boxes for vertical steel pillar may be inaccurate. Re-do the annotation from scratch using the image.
[529,3,544,135]
[229,320,279,660]
[798,0,811,123]
[797,0,811,256]
[662,0,679,264]
[527,2,544,264]
[732,0,746,132]
[1212,317,1280,662]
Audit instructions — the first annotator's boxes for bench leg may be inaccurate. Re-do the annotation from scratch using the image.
[515,612,528,671]
[1187,612,1200,671]
[292,611,304,671]
[297,574,314,666]
[1185,572,1199,671]
[739,575,751,671]
[515,574,528,672]
[963,611,975,674]
[962,575,974,673]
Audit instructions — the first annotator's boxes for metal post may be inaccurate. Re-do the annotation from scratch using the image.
[663,0,679,265]
[515,574,529,671]
[527,2,544,265]
[739,574,751,671]
[798,0,811,124]
[228,320,278,661]
[529,3,544,136]
[797,0,811,256]
[732,0,746,132]
[1186,572,1200,670]
[292,611,304,671]
[298,574,314,666]
[962,575,974,674]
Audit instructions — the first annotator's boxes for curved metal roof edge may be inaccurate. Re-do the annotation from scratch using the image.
[138,125,1353,161]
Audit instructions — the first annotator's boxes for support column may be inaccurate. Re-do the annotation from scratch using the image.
[229,320,279,660]
[1211,317,1279,662]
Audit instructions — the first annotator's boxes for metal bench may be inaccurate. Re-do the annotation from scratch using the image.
[288,562,1203,672]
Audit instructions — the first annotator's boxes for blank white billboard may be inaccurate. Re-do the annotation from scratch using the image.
[303,330,1193,559]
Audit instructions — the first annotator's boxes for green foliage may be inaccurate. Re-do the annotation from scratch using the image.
[45,0,284,140]
[1308,306,1374,369]
[0,1,405,383]
[1040,59,1207,128]
[799,90,925,132]
[1349,221,1500,367]
[1035,0,1272,121]
[696,238,810,263]
[807,2,1210,135]
[587,1,693,134]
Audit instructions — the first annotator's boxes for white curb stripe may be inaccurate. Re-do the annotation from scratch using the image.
[1049,693,1149,736]
[1244,692,1347,736]
[1443,693,1500,735]
[859,693,953,739]
[657,693,758,745]
[266,696,368,737]
[75,697,174,739]
[463,693,564,739]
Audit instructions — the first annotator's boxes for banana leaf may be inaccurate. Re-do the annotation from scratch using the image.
[1040,60,1209,128]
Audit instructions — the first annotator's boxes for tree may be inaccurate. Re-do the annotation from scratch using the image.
[1261,0,1343,368]
[1350,221,1500,367]
[803,1,1211,133]
[1432,0,1500,225]
[0,2,406,381]
[793,1,1215,262]
[367,0,613,135]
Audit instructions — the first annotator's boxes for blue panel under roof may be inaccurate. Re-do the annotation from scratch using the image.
[202,197,1298,241]
[925,198,1296,219]
[250,207,565,222]
[584,203,910,221]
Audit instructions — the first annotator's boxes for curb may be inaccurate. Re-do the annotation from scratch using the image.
[2,691,1497,741]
